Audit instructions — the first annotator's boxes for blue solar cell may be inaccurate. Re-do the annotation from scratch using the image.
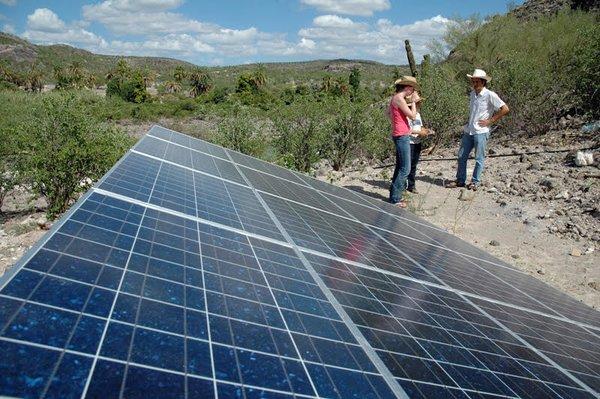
[2,127,599,399]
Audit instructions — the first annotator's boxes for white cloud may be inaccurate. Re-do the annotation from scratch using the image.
[313,15,364,29]
[27,8,66,32]
[0,0,16,6]
[23,8,107,49]
[301,0,390,16]
[83,0,215,35]
[94,0,183,13]
[298,37,316,49]
[297,15,452,63]
[3,23,15,33]
[109,33,213,56]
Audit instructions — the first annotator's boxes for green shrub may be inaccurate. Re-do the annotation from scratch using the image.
[272,100,327,172]
[215,106,265,157]
[419,64,468,146]
[106,60,149,103]
[361,104,394,162]
[324,99,372,171]
[15,92,133,218]
[571,21,600,118]
[0,128,20,212]
[439,10,599,133]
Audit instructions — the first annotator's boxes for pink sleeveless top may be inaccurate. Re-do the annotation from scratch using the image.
[389,95,411,137]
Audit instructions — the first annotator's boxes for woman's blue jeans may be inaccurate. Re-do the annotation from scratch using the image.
[389,135,411,204]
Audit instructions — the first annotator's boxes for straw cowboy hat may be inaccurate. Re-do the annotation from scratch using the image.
[393,75,420,91]
[466,68,492,82]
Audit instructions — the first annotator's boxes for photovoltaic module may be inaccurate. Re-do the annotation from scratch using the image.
[0,125,598,398]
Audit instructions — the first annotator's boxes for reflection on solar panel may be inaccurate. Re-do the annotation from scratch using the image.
[1,125,598,399]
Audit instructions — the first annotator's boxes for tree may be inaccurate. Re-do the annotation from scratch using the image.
[25,64,44,93]
[349,67,361,93]
[189,68,212,97]
[321,75,333,93]
[141,68,156,89]
[15,92,133,218]
[427,14,484,62]
[215,106,264,157]
[325,100,371,171]
[115,59,131,78]
[272,100,327,172]
[173,65,187,83]
[236,67,267,93]
[164,80,181,94]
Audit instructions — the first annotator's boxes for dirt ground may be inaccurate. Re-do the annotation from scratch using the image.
[1,124,598,313]
[316,129,599,310]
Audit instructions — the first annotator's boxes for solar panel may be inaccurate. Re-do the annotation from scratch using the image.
[1,125,598,399]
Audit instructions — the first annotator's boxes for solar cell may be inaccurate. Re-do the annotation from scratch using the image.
[1,125,598,398]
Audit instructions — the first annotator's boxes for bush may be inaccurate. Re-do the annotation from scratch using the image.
[14,92,133,219]
[272,100,327,172]
[438,10,600,134]
[215,106,265,157]
[0,131,20,212]
[571,21,600,118]
[419,64,468,146]
[324,99,372,171]
[361,104,394,163]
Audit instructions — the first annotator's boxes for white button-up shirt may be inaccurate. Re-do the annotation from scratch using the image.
[465,87,506,135]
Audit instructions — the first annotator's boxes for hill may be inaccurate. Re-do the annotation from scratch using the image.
[0,32,196,81]
[0,32,401,86]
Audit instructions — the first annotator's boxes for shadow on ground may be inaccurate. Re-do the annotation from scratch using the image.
[417,174,448,188]
[344,185,388,202]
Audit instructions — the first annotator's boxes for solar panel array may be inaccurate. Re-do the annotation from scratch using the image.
[1,125,598,399]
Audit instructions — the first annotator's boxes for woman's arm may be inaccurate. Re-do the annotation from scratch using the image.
[394,95,417,119]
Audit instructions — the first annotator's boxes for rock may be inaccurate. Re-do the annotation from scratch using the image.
[489,148,498,155]
[574,151,594,166]
[559,117,569,128]
[554,191,569,200]
[489,240,500,247]
[527,160,541,170]
[584,247,595,255]
[0,229,6,237]
[537,268,546,275]
[570,248,582,257]
[511,254,520,259]
[458,189,475,201]
[588,280,600,291]
[36,215,48,228]
[487,187,498,193]
[539,178,556,190]
[520,154,528,163]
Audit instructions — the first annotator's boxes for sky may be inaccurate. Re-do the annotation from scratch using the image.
[0,0,523,66]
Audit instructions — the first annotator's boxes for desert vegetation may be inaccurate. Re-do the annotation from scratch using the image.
[0,8,598,221]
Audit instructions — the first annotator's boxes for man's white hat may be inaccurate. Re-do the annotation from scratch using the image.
[467,68,492,82]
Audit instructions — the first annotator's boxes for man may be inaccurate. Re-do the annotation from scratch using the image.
[447,69,509,190]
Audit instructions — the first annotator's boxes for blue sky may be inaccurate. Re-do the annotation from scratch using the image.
[0,0,523,66]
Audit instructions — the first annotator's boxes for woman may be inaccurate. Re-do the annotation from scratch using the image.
[407,94,432,193]
[388,76,419,208]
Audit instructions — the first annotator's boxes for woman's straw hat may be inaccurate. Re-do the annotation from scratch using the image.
[393,75,420,91]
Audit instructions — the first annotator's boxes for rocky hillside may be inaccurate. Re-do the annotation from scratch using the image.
[510,0,599,19]
[0,32,195,80]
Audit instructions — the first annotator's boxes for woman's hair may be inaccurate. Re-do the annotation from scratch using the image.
[394,84,407,93]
